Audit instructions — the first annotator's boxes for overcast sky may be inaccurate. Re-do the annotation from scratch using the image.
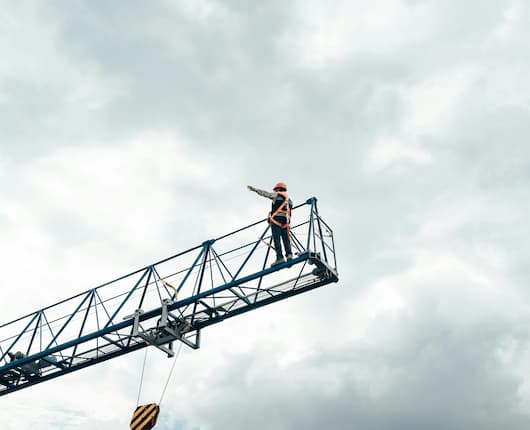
[1,0,530,429]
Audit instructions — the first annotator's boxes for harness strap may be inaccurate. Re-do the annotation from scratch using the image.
[268,192,291,229]
[268,192,292,244]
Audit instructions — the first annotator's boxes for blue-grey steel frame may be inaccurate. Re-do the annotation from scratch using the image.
[0,197,338,396]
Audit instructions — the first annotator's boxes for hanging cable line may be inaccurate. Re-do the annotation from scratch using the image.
[159,342,183,406]
[136,348,149,408]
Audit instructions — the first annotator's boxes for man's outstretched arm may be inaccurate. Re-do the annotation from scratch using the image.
[247,185,276,200]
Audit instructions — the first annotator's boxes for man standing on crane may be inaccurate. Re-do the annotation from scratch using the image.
[248,182,293,267]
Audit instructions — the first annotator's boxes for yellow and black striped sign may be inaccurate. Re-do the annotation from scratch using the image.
[130,403,160,430]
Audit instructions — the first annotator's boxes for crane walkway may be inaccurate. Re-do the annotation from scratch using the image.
[0,197,338,396]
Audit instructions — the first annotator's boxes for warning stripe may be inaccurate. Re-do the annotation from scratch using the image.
[130,404,159,430]
[131,404,156,430]
[131,405,148,420]
[131,404,156,429]
[131,406,145,422]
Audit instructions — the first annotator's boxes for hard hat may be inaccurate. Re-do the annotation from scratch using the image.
[273,182,287,191]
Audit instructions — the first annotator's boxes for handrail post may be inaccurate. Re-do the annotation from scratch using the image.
[306,197,317,252]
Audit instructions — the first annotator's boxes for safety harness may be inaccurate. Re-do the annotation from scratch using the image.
[268,191,291,229]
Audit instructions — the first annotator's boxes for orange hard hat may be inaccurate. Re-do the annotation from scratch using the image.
[273,182,287,191]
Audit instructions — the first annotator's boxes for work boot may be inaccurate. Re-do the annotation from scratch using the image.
[271,257,285,267]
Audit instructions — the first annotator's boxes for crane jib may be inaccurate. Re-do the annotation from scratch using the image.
[0,197,338,397]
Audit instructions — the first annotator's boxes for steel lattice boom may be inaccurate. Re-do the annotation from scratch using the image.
[0,197,338,396]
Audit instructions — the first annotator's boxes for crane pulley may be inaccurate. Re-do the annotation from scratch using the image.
[130,403,160,430]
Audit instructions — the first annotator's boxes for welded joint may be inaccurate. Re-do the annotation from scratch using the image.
[202,238,216,247]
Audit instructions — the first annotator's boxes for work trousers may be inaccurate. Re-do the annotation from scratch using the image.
[271,223,292,259]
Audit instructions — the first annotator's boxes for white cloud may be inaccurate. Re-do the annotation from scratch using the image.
[168,0,229,22]
[288,0,436,68]
[491,0,526,42]
[411,191,522,241]
[401,67,473,137]
[363,66,474,175]
[363,136,432,174]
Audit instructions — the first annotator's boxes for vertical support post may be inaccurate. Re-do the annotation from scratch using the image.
[160,299,171,328]
[306,197,316,253]
[191,240,214,325]
[313,199,329,263]
[331,228,337,271]
[132,309,144,337]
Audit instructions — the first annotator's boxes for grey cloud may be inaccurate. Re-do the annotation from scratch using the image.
[181,300,530,430]
[2,0,523,164]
